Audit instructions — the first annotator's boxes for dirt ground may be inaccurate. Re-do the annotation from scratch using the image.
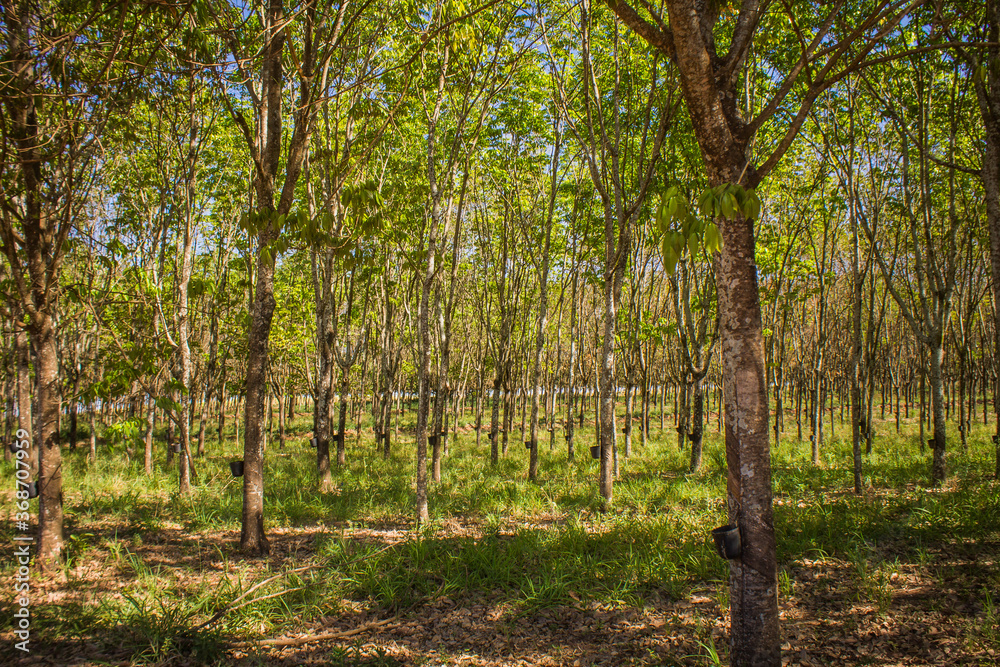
[3,525,997,666]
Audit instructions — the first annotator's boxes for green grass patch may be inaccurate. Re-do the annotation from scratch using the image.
[1,406,997,663]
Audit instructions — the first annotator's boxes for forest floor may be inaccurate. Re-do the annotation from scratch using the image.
[2,413,998,666]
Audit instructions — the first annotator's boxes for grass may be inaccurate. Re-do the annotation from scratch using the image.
[1,402,998,664]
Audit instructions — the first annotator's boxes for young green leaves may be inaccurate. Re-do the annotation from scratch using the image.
[655,186,693,275]
[237,208,331,268]
[236,180,384,267]
[655,183,761,274]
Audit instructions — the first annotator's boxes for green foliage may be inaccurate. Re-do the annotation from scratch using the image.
[103,593,224,664]
[104,418,144,452]
[237,178,385,268]
[654,183,760,273]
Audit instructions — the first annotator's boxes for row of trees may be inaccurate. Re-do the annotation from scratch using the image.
[3,1,998,664]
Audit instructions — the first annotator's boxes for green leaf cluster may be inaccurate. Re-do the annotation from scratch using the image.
[697,183,760,222]
[239,207,347,266]
[653,183,763,274]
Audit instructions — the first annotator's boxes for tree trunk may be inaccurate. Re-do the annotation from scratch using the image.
[88,406,97,462]
[490,379,501,465]
[928,341,947,484]
[165,417,175,464]
[640,371,650,449]
[337,377,348,466]
[529,125,560,479]
[432,285,446,484]
[600,0,783,635]
[217,384,226,446]
[623,383,633,459]
[689,376,704,473]
[144,397,154,475]
[958,351,968,451]
[177,209,193,494]
[277,380,286,449]
[14,323,35,479]
[33,315,64,569]
[715,206,778,667]
[773,366,783,448]
[850,196,864,495]
[315,280,334,490]
[811,373,822,465]
[503,387,512,456]
[198,386,208,457]
[565,236,580,461]
[598,270,619,503]
[241,229,275,555]
[68,359,81,450]
[678,378,689,450]
[232,0,316,554]
[415,254,434,522]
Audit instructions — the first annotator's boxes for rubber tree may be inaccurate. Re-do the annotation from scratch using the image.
[331,265,368,466]
[160,77,216,494]
[215,0,348,554]
[862,55,969,485]
[950,230,989,451]
[668,250,719,473]
[813,76,877,494]
[606,0,920,662]
[432,166,473,481]
[374,256,404,458]
[475,172,528,466]
[801,174,841,465]
[552,1,672,504]
[524,109,563,480]
[492,112,561,477]
[561,189,589,461]
[949,0,1000,474]
[981,4,1000,474]
[0,0,171,570]
[415,2,526,514]
[755,191,805,451]
[615,228,659,461]
[306,20,392,489]
[198,221,239,457]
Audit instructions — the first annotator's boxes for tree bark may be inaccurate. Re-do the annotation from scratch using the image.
[232,0,321,553]
[689,376,704,473]
[239,0,284,555]
[415,237,435,522]
[313,249,335,491]
[598,265,621,503]
[850,192,864,495]
[34,314,64,568]
[3,7,67,568]
[715,205,779,667]
[928,341,947,483]
[144,397,154,475]
[177,169,194,494]
[336,376,349,466]
[565,235,579,461]
[241,229,275,554]
[603,0,781,657]
[14,320,35,479]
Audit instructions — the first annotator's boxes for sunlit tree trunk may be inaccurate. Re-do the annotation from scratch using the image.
[528,121,560,480]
